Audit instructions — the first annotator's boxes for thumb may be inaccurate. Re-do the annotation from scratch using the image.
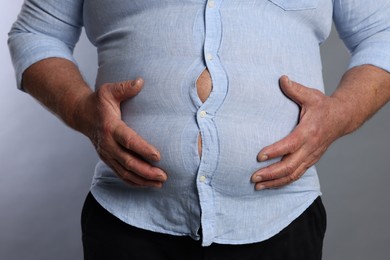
[279,75,311,106]
[110,78,144,102]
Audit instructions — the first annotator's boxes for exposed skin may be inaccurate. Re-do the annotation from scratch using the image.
[252,65,390,190]
[22,57,390,189]
[196,69,213,157]
[22,58,166,188]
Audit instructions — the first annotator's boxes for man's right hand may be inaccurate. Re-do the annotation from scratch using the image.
[75,78,167,188]
[22,59,166,188]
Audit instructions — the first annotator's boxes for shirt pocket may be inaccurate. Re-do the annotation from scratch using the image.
[268,0,320,11]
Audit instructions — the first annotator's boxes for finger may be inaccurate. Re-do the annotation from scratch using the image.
[113,143,167,182]
[98,140,167,185]
[255,162,308,190]
[109,78,144,102]
[98,138,166,186]
[252,147,307,184]
[109,158,164,188]
[279,75,317,106]
[113,121,161,162]
[257,125,305,162]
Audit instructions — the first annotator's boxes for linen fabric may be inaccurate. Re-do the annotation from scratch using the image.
[8,0,390,246]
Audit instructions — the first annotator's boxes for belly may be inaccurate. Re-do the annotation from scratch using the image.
[119,61,302,195]
[196,69,213,157]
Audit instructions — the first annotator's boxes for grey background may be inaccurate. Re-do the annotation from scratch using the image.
[1,2,389,260]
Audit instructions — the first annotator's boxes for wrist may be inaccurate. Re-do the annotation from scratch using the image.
[67,88,96,137]
[329,65,390,137]
[329,94,362,136]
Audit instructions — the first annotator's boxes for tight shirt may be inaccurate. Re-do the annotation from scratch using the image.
[9,0,390,246]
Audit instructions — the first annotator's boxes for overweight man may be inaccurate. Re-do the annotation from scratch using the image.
[8,0,390,259]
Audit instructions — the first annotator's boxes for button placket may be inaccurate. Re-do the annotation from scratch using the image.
[196,0,229,246]
[206,53,213,61]
[199,110,207,118]
[208,1,215,8]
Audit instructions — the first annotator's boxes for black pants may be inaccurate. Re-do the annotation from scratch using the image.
[81,192,326,260]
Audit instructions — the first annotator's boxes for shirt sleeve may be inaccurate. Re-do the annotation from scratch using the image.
[8,0,84,90]
[333,0,390,73]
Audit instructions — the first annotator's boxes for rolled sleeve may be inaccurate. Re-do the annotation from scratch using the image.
[333,0,390,73]
[8,0,84,90]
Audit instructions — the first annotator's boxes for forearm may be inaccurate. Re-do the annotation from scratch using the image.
[331,64,390,136]
[252,64,390,189]
[21,56,166,186]
[22,57,93,133]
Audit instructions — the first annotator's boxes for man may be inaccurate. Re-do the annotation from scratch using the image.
[8,0,390,259]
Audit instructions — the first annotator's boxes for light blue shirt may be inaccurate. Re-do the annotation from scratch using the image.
[9,0,390,246]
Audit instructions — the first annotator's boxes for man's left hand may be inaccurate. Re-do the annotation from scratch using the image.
[251,76,348,190]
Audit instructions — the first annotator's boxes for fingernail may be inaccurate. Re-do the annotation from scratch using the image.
[153,182,163,188]
[258,153,268,162]
[131,79,139,87]
[150,153,160,162]
[256,184,266,191]
[286,76,292,86]
[132,78,143,87]
[253,175,262,182]
[157,173,167,182]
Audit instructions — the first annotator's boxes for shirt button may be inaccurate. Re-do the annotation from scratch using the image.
[199,110,207,118]
[208,1,215,8]
[199,175,207,183]
[206,53,213,61]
